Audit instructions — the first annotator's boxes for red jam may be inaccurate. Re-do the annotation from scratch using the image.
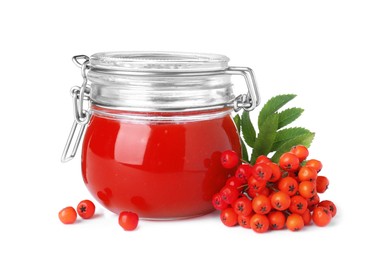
[81,108,241,219]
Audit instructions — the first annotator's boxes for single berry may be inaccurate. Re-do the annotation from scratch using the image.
[77,200,96,219]
[268,211,286,230]
[289,195,308,214]
[257,187,271,197]
[305,159,323,173]
[238,214,252,229]
[301,209,312,225]
[220,207,238,227]
[233,196,253,216]
[119,211,139,231]
[312,206,332,227]
[226,176,245,188]
[58,206,77,224]
[235,164,253,182]
[279,152,300,172]
[298,181,317,199]
[255,155,271,164]
[221,150,240,169]
[247,176,267,197]
[250,214,269,233]
[252,163,273,181]
[318,200,337,217]
[278,176,299,196]
[212,193,229,210]
[290,145,309,162]
[307,194,320,210]
[286,213,304,231]
[267,162,282,182]
[270,191,291,211]
[298,166,318,182]
[316,176,329,193]
[252,195,272,215]
[220,185,240,204]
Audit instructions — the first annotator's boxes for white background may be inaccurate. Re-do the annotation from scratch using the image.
[1,0,382,259]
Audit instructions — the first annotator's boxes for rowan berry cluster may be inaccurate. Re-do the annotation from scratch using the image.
[213,145,337,232]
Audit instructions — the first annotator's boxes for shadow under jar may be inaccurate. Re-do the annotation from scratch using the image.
[62,51,260,219]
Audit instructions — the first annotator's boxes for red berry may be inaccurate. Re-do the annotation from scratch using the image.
[255,155,271,164]
[316,176,329,193]
[212,193,229,210]
[289,195,308,215]
[286,213,304,231]
[307,194,320,210]
[279,152,300,172]
[318,200,337,217]
[278,176,299,196]
[119,211,139,231]
[76,200,96,219]
[305,159,323,173]
[247,176,267,197]
[252,195,272,215]
[257,187,271,197]
[226,176,245,188]
[58,206,77,224]
[301,209,312,225]
[268,211,286,230]
[233,196,253,216]
[238,214,252,229]
[299,181,317,199]
[312,206,332,227]
[267,162,282,182]
[252,163,272,181]
[298,166,318,182]
[250,214,269,233]
[220,185,240,204]
[290,145,309,162]
[270,191,291,211]
[220,207,238,227]
[235,164,253,182]
[221,150,240,169]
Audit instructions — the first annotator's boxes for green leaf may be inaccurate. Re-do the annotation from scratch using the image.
[233,114,241,132]
[251,113,279,163]
[271,127,311,151]
[258,94,296,129]
[278,107,304,129]
[271,131,315,162]
[241,111,256,148]
[240,138,249,163]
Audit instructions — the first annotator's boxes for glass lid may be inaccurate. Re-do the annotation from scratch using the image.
[89,51,230,72]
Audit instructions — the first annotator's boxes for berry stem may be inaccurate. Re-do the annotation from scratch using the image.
[266,183,279,192]
[281,171,289,178]
[240,159,252,165]
[238,184,249,190]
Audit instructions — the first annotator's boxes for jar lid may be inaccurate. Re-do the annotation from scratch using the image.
[89,51,230,73]
[87,51,235,112]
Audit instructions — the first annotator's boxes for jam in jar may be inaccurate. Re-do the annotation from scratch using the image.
[62,52,260,219]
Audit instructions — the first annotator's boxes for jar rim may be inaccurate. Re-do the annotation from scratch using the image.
[90,105,233,123]
[90,51,230,72]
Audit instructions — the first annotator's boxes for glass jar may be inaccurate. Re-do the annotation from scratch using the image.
[62,52,260,219]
